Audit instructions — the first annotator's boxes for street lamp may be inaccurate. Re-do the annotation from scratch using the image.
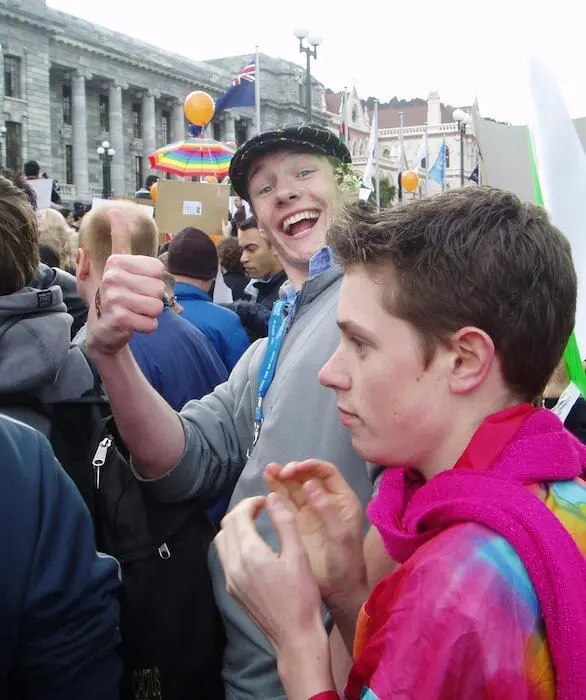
[294,29,322,121]
[96,139,115,199]
[452,108,471,187]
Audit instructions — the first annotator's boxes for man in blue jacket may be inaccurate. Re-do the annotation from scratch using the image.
[0,415,121,699]
[168,227,250,371]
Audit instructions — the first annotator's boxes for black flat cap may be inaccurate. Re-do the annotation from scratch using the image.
[229,123,352,202]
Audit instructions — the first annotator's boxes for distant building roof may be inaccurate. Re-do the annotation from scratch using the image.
[325,89,472,128]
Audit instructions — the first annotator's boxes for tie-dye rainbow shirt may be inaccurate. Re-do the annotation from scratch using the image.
[345,478,586,700]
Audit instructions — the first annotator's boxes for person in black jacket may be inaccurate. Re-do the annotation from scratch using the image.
[225,216,287,341]
[0,415,121,699]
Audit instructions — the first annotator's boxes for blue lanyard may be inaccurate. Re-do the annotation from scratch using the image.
[251,294,299,448]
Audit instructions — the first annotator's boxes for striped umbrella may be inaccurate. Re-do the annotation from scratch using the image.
[148,138,236,179]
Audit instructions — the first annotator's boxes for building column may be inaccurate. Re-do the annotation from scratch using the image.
[172,100,185,142]
[72,70,91,198]
[142,89,158,176]
[109,81,126,197]
[224,112,236,143]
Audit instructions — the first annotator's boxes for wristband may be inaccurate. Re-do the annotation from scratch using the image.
[308,693,339,700]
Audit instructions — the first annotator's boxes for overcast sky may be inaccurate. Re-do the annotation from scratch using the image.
[48,0,582,125]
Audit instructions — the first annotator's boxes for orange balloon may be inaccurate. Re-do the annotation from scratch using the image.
[184,91,215,127]
[150,181,158,203]
[401,170,419,193]
[204,176,218,184]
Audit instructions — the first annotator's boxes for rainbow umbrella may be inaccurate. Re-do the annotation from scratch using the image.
[148,138,236,179]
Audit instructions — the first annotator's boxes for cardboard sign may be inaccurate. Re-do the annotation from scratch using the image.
[28,178,53,210]
[155,181,229,239]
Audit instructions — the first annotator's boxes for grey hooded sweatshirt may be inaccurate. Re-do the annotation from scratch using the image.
[137,265,375,700]
[0,285,94,429]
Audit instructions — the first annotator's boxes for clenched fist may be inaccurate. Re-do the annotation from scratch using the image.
[86,208,166,357]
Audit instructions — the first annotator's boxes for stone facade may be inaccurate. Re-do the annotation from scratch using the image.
[0,0,330,203]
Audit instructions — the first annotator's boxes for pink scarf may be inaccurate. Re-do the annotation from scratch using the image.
[368,406,586,700]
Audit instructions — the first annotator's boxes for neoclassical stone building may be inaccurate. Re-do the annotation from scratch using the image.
[0,0,329,202]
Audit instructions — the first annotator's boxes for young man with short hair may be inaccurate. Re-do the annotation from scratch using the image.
[216,189,586,700]
[85,125,376,699]
[228,215,286,340]
[76,203,228,412]
[238,215,285,300]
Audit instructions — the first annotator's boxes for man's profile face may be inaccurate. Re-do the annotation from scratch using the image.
[238,226,281,279]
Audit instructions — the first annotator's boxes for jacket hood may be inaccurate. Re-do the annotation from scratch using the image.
[0,286,94,400]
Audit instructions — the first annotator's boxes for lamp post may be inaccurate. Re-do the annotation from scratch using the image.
[294,29,322,122]
[0,124,7,169]
[96,140,115,199]
[452,109,471,187]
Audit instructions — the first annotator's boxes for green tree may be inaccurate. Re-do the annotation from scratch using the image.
[368,177,396,208]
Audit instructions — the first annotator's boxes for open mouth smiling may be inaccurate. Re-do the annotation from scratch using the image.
[281,210,320,236]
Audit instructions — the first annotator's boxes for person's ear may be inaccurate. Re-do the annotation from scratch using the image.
[448,327,496,395]
[76,248,90,280]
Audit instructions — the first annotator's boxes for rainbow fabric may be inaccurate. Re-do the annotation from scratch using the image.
[345,409,586,700]
[346,480,586,700]
[148,138,236,178]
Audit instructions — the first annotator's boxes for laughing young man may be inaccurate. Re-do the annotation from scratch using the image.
[85,125,376,699]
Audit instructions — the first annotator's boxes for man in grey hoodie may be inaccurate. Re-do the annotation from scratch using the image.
[85,124,376,699]
[0,177,94,426]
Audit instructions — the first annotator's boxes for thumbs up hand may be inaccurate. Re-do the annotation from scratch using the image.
[86,209,166,357]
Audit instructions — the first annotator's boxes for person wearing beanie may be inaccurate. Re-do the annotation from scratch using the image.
[168,227,249,372]
[84,123,375,699]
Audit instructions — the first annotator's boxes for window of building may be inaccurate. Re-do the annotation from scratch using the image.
[132,102,142,139]
[299,82,305,106]
[99,94,110,132]
[445,146,450,168]
[421,156,427,169]
[5,121,22,172]
[382,148,391,159]
[65,144,73,184]
[212,120,222,142]
[352,105,358,123]
[235,119,248,147]
[62,84,72,125]
[4,56,21,98]
[134,156,143,191]
[161,110,170,145]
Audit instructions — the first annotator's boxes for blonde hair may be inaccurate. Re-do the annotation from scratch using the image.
[37,208,76,271]
[78,201,159,273]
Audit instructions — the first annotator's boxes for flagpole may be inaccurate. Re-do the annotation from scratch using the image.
[255,46,261,135]
[424,122,429,196]
[374,99,380,211]
[398,111,404,201]
[342,87,349,144]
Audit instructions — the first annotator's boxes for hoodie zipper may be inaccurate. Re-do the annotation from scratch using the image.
[92,436,112,490]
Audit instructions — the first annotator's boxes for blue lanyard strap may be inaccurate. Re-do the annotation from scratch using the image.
[251,294,299,448]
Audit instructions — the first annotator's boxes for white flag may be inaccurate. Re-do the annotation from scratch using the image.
[413,130,428,171]
[362,113,378,191]
[528,58,586,354]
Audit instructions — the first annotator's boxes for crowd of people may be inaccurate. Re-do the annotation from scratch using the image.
[0,121,584,700]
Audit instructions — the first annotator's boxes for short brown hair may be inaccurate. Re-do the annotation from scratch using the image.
[78,201,158,273]
[217,237,245,275]
[0,175,39,295]
[329,188,576,401]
